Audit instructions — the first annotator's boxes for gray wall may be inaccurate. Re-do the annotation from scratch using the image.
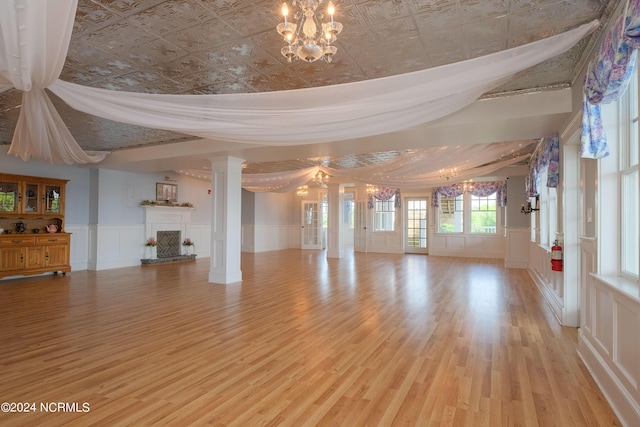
[242,189,255,225]
[506,176,530,228]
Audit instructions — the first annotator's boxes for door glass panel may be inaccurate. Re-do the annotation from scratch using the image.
[24,183,39,213]
[44,185,61,213]
[407,199,427,249]
[302,201,320,247]
[0,181,19,212]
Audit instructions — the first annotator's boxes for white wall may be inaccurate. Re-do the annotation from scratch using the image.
[91,169,212,269]
[242,191,299,253]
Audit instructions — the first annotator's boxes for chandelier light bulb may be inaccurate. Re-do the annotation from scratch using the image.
[282,2,289,20]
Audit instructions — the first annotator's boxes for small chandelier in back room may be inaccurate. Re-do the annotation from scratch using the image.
[276,0,343,63]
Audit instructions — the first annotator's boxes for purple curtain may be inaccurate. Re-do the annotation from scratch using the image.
[432,181,507,207]
[526,134,559,197]
[581,0,640,159]
[368,187,402,209]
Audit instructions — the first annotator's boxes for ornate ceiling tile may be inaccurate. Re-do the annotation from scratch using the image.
[0,0,623,169]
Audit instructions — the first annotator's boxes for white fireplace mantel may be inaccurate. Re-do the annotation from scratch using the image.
[143,205,195,239]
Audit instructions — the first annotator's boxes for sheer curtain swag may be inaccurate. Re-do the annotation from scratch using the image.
[192,140,534,193]
[0,0,598,165]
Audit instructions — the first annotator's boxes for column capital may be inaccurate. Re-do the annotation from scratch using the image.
[209,155,246,167]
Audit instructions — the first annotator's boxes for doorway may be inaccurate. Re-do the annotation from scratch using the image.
[405,198,428,254]
[301,200,322,249]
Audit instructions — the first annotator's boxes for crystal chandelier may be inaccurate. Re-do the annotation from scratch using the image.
[296,185,308,198]
[366,184,378,195]
[312,170,330,187]
[276,1,343,63]
[439,167,458,181]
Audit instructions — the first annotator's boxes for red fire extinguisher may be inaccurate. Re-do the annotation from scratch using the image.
[551,240,563,272]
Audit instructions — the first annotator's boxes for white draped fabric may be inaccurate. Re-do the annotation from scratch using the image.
[49,20,598,146]
[0,0,108,164]
[0,0,598,165]
[180,140,534,192]
[241,167,322,193]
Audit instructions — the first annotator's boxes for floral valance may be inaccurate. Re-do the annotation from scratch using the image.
[526,134,559,197]
[431,181,507,208]
[581,0,640,159]
[367,187,402,209]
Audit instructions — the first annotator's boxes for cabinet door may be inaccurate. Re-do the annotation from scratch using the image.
[45,245,69,267]
[43,185,63,214]
[23,182,40,213]
[0,247,24,271]
[0,180,20,213]
[25,246,45,269]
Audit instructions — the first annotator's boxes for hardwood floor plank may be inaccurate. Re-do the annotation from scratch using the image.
[0,251,621,426]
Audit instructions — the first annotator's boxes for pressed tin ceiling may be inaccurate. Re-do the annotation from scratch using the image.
[0,0,621,171]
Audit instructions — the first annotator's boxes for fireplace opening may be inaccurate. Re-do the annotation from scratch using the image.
[157,231,181,258]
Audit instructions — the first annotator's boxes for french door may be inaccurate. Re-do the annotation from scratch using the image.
[301,200,322,249]
[354,200,367,252]
[405,198,428,254]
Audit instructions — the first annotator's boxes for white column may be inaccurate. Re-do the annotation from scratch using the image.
[209,156,244,284]
[326,183,344,258]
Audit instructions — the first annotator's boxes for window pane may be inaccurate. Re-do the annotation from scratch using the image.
[344,199,354,229]
[470,193,497,233]
[630,65,638,167]
[374,196,395,231]
[622,169,639,276]
[439,195,463,233]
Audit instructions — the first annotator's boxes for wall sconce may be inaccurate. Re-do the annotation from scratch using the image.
[521,195,540,214]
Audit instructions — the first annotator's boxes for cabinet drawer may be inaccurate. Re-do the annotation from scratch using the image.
[0,236,35,246]
[36,235,69,245]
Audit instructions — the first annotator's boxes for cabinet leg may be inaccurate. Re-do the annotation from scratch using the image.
[62,272,66,276]
[53,271,58,275]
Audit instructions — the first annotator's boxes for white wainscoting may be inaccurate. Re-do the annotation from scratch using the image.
[428,233,504,258]
[186,225,210,258]
[93,225,145,270]
[66,224,90,271]
[367,231,404,254]
[86,224,211,270]
[528,242,565,324]
[242,224,300,253]
[578,237,640,427]
[504,227,530,268]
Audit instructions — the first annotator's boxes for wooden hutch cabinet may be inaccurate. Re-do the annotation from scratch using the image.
[0,173,71,279]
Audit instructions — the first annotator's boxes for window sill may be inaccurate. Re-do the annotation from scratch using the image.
[590,273,640,303]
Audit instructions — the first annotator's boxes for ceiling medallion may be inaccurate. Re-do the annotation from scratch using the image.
[277,0,343,63]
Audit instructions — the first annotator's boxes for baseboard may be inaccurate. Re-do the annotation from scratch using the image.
[528,266,563,324]
[578,330,640,427]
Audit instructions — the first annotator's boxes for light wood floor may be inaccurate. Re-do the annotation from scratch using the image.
[0,250,620,426]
